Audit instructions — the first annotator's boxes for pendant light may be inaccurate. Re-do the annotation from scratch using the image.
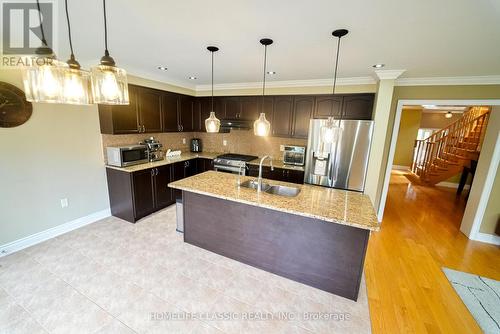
[253,38,272,137]
[91,0,129,105]
[61,0,92,105]
[21,0,67,103]
[321,29,348,144]
[204,46,221,133]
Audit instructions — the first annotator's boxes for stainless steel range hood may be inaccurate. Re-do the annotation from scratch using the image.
[219,119,252,132]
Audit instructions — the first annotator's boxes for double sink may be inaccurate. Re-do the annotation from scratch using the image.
[239,179,301,197]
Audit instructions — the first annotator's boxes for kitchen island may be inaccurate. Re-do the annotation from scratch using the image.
[169,171,379,301]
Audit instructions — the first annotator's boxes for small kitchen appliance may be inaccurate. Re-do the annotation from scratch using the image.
[190,138,202,152]
[106,144,148,167]
[283,145,306,166]
[142,137,164,162]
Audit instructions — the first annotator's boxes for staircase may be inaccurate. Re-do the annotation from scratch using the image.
[407,106,491,185]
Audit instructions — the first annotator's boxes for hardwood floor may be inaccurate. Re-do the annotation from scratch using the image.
[365,171,500,334]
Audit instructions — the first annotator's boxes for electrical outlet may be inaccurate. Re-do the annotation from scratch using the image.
[60,198,68,208]
[280,145,285,151]
[223,140,228,146]
[182,138,186,144]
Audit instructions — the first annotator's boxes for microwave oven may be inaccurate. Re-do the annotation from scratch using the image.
[106,144,149,167]
[283,145,306,166]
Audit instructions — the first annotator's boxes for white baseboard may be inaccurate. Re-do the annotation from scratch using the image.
[436,181,470,190]
[0,208,111,257]
[392,165,410,171]
[471,232,500,245]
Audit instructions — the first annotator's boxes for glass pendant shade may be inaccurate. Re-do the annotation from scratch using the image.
[91,64,129,105]
[22,58,67,103]
[205,111,221,133]
[321,117,341,144]
[62,67,92,105]
[254,113,271,136]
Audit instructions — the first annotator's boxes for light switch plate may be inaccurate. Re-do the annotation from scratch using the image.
[223,140,228,146]
[60,198,68,208]
[280,145,285,151]
[182,138,186,144]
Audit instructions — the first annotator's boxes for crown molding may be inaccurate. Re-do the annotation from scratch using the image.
[395,75,500,86]
[195,77,377,92]
[374,69,406,80]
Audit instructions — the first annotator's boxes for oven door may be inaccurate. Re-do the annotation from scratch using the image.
[214,164,246,175]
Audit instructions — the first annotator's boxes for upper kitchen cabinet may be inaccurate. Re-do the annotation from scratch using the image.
[314,95,342,118]
[341,94,374,120]
[98,85,140,134]
[239,96,261,121]
[222,97,241,119]
[179,95,195,132]
[272,96,293,137]
[198,97,224,132]
[137,87,162,133]
[161,91,180,132]
[292,96,314,138]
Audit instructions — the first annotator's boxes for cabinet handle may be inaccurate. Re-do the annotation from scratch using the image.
[156,168,159,176]
[181,124,184,131]
[151,169,154,176]
[142,125,146,133]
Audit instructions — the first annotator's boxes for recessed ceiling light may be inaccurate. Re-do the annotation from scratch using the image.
[188,76,197,80]
[157,66,168,71]
[372,64,385,68]
[267,71,276,75]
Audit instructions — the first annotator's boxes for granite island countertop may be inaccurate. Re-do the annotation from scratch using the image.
[105,152,222,173]
[169,170,379,231]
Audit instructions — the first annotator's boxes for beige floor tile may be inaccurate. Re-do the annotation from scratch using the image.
[0,317,48,334]
[117,292,178,333]
[174,280,221,314]
[0,298,30,330]
[207,294,254,333]
[0,264,55,300]
[191,321,225,334]
[223,271,264,305]
[93,319,137,334]
[197,263,236,291]
[43,250,104,286]
[180,257,212,279]
[149,272,196,305]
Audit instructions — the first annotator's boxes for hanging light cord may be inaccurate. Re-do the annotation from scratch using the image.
[332,36,341,95]
[64,0,74,58]
[262,44,268,112]
[211,50,214,112]
[36,0,48,46]
[103,0,110,56]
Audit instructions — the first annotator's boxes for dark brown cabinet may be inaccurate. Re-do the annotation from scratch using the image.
[179,96,194,132]
[272,96,293,137]
[223,97,241,119]
[197,158,214,172]
[314,95,342,118]
[162,92,180,132]
[137,87,162,133]
[239,96,261,121]
[98,85,140,134]
[131,169,155,219]
[247,165,305,184]
[341,94,374,120]
[154,165,174,209]
[292,96,314,138]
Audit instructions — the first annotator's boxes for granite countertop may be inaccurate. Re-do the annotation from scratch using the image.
[247,158,305,171]
[105,152,222,173]
[169,171,379,231]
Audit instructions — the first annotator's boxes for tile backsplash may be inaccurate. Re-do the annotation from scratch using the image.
[101,129,306,161]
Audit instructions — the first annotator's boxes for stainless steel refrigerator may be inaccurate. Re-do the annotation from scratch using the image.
[304,119,374,192]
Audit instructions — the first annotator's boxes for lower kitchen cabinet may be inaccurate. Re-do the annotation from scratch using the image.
[247,165,305,184]
[198,158,215,172]
[106,166,175,223]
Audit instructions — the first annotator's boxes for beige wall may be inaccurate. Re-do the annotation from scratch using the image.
[373,85,500,236]
[420,112,462,129]
[480,163,500,234]
[0,69,109,246]
[393,108,422,166]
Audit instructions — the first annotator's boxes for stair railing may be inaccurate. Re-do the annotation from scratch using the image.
[411,107,490,180]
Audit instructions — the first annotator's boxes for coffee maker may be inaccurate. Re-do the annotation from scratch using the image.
[142,137,163,162]
[190,138,202,152]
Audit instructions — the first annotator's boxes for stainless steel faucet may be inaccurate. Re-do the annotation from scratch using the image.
[237,164,246,186]
[257,156,274,192]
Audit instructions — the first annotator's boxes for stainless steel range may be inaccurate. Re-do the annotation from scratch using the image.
[214,153,258,175]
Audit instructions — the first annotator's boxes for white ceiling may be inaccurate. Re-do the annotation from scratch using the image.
[48,0,500,88]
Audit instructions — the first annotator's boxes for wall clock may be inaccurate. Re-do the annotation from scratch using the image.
[0,82,33,128]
